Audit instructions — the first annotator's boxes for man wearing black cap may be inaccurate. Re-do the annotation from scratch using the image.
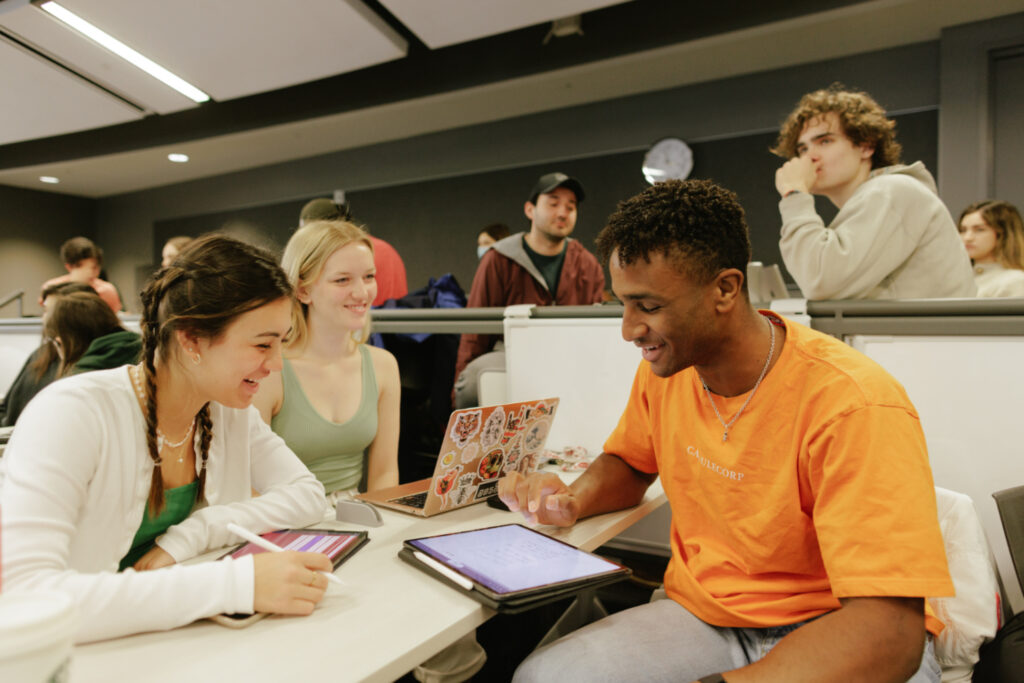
[453,172,604,407]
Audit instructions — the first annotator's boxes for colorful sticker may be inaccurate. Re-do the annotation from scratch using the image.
[480,406,504,450]
[503,435,523,473]
[503,451,520,474]
[501,406,528,446]
[459,442,480,464]
[523,418,551,452]
[532,401,552,418]
[478,449,505,480]
[451,484,477,507]
[434,465,462,506]
[440,451,456,467]
[450,410,482,449]
[475,480,499,500]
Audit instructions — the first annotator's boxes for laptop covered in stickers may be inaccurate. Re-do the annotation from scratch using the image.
[355,397,560,517]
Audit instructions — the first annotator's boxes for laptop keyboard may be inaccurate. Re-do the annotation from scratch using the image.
[389,491,428,508]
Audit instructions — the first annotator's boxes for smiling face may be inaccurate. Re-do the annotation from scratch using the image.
[959,210,999,264]
[611,248,717,378]
[796,112,874,205]
[189,296,291,408]
[525,186,578,245]
[299,242,377,332]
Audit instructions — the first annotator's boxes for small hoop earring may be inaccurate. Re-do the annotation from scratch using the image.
[191,352,201,365]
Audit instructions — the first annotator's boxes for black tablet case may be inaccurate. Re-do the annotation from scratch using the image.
[398,546,631,614]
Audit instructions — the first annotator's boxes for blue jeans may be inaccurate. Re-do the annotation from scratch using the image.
[513,595,941,682]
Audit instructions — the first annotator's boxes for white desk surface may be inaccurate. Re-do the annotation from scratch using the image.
[70,477,666,683]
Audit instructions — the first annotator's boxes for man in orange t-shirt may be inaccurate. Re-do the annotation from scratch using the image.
[500,180,953,683]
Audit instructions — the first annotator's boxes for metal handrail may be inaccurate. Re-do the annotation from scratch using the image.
[0,290,24,317]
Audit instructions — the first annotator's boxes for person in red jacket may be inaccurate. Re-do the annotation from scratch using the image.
[454,172,604,407]
[298,198,408,307]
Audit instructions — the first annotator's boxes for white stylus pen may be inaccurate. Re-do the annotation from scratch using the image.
[226,523,345,586]
[413,550,474,590]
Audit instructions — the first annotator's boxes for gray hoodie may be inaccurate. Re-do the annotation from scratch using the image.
[778,162,976,300]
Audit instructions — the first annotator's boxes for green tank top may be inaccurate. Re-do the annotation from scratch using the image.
[119,480,198,571]
[271,345,378,493]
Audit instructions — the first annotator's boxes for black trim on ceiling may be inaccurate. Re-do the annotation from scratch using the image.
[0,0,871,170]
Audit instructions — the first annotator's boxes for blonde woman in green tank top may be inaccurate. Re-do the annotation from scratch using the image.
[255,220,400,501]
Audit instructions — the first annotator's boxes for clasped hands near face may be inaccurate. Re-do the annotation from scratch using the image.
[498,471,581,527]
[131,544,333,615]
[774,155,818,197]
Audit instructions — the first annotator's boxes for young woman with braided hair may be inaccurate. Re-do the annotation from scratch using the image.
[0,234,333,643]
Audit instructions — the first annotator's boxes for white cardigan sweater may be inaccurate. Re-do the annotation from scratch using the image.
[0,367,327,643]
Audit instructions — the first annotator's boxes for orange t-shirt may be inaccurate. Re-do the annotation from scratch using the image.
[604,314,953,630]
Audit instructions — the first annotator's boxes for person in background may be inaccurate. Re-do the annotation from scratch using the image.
[772,84,975,300]
[254,220,400,502]
[477,222,510,259]
[161,235,194,268]
[40,236,123,313]
[1,234,331,643]
[958,200,1024,298]
[454,172,604,408]
[42,291,141,377]
[502,179,952,683]
[298,198,408,307]
[0,281,94,426]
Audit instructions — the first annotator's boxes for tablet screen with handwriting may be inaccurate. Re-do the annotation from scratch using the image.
[406,524,625,597]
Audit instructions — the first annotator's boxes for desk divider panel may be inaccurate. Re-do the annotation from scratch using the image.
[504,313,672,556]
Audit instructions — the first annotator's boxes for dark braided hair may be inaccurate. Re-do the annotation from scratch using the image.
[138,234,291,514]
[596,179,751,291]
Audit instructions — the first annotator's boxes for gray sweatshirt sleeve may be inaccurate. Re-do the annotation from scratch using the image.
[778,187,921,300]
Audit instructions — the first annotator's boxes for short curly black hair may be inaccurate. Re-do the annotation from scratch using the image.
[596,179,751,289]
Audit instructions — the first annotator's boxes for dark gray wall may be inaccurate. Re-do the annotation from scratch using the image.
[98,41,944,310]
[0,185,97,316]
[152,109,937,298]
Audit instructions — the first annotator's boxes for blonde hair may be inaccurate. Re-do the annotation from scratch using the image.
[959,200,1024,270]
[281,220,375,351]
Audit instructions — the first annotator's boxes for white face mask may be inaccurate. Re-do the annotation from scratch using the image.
[477,245,492,259]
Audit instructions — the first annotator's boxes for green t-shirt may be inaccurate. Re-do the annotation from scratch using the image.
[119,480,198,571]
[522,237,567,296]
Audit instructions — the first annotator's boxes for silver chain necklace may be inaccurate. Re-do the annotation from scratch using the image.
[130,365,194,462]
[698,316,776,442]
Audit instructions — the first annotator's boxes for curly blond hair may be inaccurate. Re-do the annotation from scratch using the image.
[771,84,902,168]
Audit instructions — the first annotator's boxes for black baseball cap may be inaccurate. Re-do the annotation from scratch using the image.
[527,172,585,204]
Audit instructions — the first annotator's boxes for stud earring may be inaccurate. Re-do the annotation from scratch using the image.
[191,351,201,365]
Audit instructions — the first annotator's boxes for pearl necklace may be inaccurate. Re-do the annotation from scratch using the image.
[698,315,776,443]
[130,365,194,464]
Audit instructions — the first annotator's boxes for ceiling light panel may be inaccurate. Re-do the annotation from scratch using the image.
[0,36,142,145]
[0,3,199,115]
[54,0,408,101]
[379,0,633,48]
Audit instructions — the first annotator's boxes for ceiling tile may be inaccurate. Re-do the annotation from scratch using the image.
[0,3,197,115]
[379,0,633,48]
[56,0,408,101]
[0,37,142,146]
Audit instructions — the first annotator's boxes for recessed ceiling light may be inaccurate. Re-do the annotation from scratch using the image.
[37,1,211,103]
[168,153,189,163]
[40,176,60,184]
